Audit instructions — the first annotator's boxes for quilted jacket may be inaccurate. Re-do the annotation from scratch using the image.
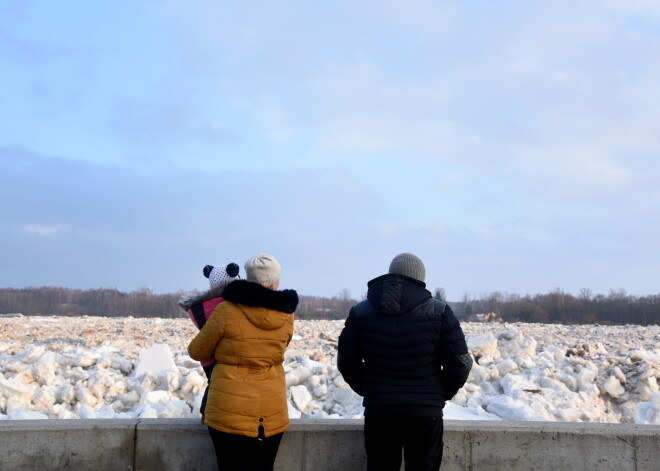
[338,273,472,416]
[188,280,298,437]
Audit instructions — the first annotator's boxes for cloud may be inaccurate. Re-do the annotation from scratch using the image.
[2,143,659,298]
[21,224,67,236]
[0,146,386,296]
[109,98,241,147]
[0,27,52,67]
[157,0,660,195]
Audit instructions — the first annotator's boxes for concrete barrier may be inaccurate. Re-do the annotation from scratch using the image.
[0,419,135,470]
[0,419,658,470]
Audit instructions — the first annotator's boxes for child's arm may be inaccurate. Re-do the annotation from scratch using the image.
[189,303,207,330]
[188,304,226,361]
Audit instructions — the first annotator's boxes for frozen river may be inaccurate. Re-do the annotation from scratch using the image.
[1,316,658,424]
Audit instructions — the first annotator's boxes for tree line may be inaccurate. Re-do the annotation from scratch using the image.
[0,286,358,321]
[1,286,658,325]
[447,288,659,325]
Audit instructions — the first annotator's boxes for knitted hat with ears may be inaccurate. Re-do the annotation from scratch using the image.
[203,263,240,291]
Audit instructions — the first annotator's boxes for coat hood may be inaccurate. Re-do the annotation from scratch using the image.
[366,273,432,315]
[222,280,298,330]
[178,285,224,311]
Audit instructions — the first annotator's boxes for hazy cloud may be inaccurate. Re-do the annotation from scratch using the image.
[21,224,68,236]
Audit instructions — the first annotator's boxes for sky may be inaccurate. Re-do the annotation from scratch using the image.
[1,1,659,301]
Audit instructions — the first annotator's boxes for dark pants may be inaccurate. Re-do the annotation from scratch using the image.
[364,416,444,471]
[208,426,283,471]
[200,364,215,415]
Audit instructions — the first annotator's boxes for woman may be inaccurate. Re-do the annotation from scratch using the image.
[188,253,298,471]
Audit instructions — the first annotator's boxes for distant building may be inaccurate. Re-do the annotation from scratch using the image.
[468,310,500,322]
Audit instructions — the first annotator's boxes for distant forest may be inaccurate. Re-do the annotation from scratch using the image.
[0,286,658,326]
[0,286,356,321]
[445,288,659,326]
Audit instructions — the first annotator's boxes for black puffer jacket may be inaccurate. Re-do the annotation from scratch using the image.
[337,273,472,416]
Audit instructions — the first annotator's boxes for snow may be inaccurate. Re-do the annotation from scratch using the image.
[0,316,658,424]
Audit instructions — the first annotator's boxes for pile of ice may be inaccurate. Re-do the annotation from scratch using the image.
[0,316,658,424]
[284,321,660,424]
[457,327,659,423]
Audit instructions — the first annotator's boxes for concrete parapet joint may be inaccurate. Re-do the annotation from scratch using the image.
[0,419,658,470]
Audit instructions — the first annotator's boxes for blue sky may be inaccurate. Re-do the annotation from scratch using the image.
[1,1,659,300]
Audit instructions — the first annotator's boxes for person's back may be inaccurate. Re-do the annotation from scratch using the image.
[338,253,473,471]
[188,253,298,471]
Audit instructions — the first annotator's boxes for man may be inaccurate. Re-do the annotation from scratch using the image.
[337,253,472,471]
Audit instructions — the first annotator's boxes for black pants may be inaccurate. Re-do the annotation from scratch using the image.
[200,364,215,415]
[207,426,283,471]
[364,416,444,471]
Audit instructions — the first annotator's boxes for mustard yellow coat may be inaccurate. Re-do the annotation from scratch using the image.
[188,280,297,438]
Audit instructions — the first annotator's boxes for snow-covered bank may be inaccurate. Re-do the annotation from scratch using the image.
[0,317,658,424]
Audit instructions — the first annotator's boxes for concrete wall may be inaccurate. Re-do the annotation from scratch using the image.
[0,419,658,471]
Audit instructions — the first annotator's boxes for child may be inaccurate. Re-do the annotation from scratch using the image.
[179,263,240,419]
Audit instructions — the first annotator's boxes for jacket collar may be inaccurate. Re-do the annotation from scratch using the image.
[222,280,298,314]
[178,285,224,310]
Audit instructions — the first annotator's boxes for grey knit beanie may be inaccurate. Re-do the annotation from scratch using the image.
[244,253,281,286]
[388,253,426,282]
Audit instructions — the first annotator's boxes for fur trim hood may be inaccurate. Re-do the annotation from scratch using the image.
[178,285,225,311]
[222,280,298,314]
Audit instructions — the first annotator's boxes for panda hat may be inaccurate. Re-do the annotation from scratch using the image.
[203,263,240,291]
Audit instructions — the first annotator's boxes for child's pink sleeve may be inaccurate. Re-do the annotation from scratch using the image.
[203,297,224,320]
